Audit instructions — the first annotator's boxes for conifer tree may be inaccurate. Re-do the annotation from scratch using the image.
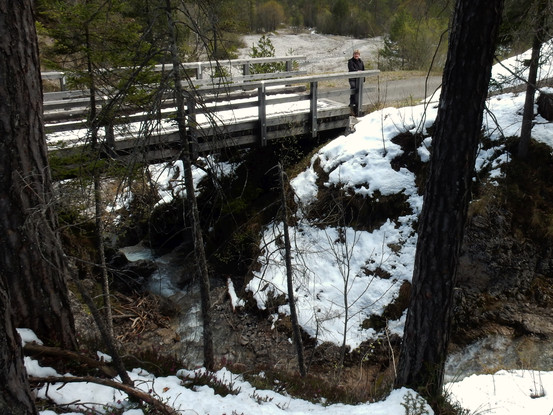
[519,0,551,158]
[1,0,77,351]
[395,0,504,404]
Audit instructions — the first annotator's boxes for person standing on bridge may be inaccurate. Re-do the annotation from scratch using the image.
[348,49,364,116]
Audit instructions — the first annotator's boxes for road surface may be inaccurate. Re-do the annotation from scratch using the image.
[329,74,443,109]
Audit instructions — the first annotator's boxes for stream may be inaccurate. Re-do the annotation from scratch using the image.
[120,244,553,382]
[120,243,205,367]
[445,334,553,383]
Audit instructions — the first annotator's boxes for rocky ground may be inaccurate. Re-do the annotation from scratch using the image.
[70,183,553,401]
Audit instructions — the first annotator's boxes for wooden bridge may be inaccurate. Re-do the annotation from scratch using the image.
[43,56,379,164]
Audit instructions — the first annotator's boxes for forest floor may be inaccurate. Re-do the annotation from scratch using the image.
[49,28,553,408]
[70,282,397,404]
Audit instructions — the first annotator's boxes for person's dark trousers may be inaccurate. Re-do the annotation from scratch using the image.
[349,78,358,116]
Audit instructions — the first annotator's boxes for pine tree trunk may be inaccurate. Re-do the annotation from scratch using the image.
[518,0,548,159]
[86,31,114,338]
[0,0,77,350]
[0,276,37,415]
[394,0,504,400]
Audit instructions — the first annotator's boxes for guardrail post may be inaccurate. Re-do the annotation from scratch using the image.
[243,61,250,76]
[197,63,203,79]
[258,82,267,146]
[60,74,66,91]
[310,81,318,138]
[286,59,293,72]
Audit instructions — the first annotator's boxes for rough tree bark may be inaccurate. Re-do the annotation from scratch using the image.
[0,0,77,349]
[0,0,77,412]
[394,0,504,400]
[0,275,37,414]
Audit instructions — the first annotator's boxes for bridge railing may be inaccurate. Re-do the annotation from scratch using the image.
[186,70,380,144]
[42,55,307,91]
[45,70,379,160]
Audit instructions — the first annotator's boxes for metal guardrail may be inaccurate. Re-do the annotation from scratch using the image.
[42,56,306,91]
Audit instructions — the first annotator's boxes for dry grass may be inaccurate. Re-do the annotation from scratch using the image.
[317,70,440,89]
[366,70,441,84]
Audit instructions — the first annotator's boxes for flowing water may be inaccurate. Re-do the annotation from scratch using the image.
[445,334,553,383]
[120,243,205,367]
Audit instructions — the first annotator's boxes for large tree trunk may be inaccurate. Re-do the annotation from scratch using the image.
[0,0,77,349]
[394,0,504,400]
[0,275,37,414]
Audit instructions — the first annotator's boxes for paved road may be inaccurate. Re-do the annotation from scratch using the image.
[367,75,442,105]
[329,75,443,109]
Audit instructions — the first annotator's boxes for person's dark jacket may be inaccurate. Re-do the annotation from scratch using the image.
[348,56,365,113]
[348,56,365,89]
[348,57,365,73]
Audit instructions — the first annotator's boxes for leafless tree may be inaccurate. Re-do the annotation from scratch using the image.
[278,163,306,377]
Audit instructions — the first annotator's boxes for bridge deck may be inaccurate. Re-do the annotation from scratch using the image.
[47,96,349,162]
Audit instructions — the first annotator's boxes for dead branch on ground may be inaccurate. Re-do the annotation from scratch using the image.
[30,375,179,415]
[24,343,117,378]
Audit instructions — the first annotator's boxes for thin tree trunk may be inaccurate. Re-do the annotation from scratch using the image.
[165,0,214,371]
[73,278,134,386]
[394,0,504,401]
[85,17,114,339]
[518,0,548,159]
[338,263,349,377]
[278,164,306,377]
[95,182,115,338]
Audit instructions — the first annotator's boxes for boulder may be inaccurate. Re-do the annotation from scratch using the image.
[537,92,553,121]
[109,251,158,294]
